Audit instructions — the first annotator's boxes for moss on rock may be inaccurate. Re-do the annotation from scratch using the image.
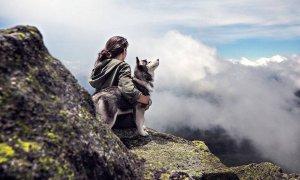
[16,139,41,153]
[113,128,238,179]
[0,143,15,163]
[113,127,300,179]
[231,162,300,180]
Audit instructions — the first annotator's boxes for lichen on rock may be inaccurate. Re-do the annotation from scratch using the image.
[231,162,300,180]
[0,143,15,163]
[113,128,239,179]
[113,126,300,180]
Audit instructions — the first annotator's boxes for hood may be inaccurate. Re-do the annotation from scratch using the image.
[89,59,123,89]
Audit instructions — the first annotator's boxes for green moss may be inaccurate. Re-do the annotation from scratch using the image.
[17,122,30,135]
[49,94,56,99]
[14,32,27,39]
[38,157,74,179]
[25,75,44,93]
[16,139,41,152]
[15,54,21,66]
[0,95,4,106]
[39,157,55,164]
[59,110,69,117]
[0,143,15,163]
[26,26,38,34]
[0,85,11,107]
[160,173,170,180]
[0,29,12,34]
[47,132,61,142]
[231,162,288,179]
[193,140,210,152]
[44,55,53,63]
[130,129,230,178]
[28,66,39,76]
[0,133,4,141]
[0,157,8,163]
[44,62,59,79]
[80,106,92,120]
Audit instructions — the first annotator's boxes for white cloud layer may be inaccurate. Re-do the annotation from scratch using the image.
[134,32,300,172]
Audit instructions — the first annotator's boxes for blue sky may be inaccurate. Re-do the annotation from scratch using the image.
[216,38,300,60]
[1,15,299,60]
[1,0,300,73]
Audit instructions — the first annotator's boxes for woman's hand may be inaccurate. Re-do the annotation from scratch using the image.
[137,95,150,105]
[144,104,150,111]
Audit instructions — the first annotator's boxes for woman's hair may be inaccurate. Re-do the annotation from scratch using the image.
[95,36,129,66]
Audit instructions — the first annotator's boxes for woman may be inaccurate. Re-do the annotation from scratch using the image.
[89,36,150,113]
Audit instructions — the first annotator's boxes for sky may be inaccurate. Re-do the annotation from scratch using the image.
[1,0,300,172]
[1,0,300,72]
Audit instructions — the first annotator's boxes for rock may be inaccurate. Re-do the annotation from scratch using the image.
[231,162,300,180]
[113,128,239,179]
[0,25,143,179]
[114,128,300,179]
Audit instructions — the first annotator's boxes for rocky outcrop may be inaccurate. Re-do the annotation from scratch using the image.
[1,25,299,180]
[114,128,300,179]
[0,25,143,179]
[231,162,300,179]
[113,128,239,179]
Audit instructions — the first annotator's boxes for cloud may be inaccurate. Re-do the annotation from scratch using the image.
[131,31,300,172]
[1,0,300,44]
[1,0,299,82]
[230,55,287,66]
[0,0,153,78]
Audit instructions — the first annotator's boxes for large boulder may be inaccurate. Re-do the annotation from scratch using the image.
[0,25,143,179]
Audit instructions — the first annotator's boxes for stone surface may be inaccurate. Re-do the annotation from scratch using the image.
[0,25,143,179]
[113,128,239,179]
[231,162,300,180]
[114,128,300,179]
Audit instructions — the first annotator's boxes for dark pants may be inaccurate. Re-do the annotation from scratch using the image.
[113,111,137,129]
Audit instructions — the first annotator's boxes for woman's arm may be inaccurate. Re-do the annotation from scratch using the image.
[137,95,150,105]
[118,62,150,105]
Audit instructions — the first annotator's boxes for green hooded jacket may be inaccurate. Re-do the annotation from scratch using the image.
[89,58,142,104]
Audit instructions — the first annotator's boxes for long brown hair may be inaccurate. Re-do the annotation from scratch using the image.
[94,36,129,66]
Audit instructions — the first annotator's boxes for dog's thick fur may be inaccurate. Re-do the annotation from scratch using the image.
[92,57,159,136]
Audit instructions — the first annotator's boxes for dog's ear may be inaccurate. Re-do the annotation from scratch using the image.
[136,57,145,70]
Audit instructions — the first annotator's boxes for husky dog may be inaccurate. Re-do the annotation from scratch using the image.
[92,57,159,136]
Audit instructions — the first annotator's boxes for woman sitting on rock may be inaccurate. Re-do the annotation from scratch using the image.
[89,36,151,126]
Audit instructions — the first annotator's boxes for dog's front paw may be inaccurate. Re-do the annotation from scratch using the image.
[139,130,149,136]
